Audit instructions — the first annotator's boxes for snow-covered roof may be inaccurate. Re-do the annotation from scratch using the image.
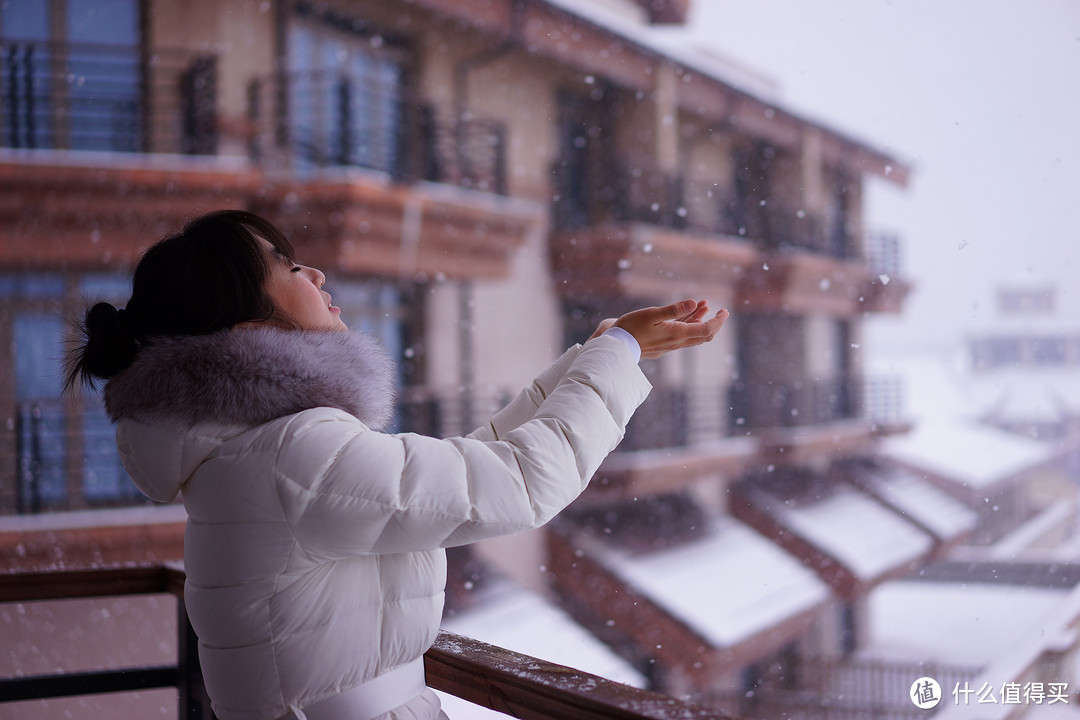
[968,367,1080,423]
[865,580,1068,666]
[540,0,781,101]
[441,580,646,689]
[589,517,830,648]
[881,418,1053,493]
[860,466,978,543]
[867,351,984,423]
[866,350,1065,491]
[985,501,1076,559]
[772,486,934,581]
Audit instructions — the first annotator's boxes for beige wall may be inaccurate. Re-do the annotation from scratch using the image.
[683,123,735,231]
[805,313,841,378]
[151,0,276,157]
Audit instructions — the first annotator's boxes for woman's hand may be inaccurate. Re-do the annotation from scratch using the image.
[589,299,729,359]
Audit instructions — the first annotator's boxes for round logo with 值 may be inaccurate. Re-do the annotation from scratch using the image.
[910,677,942,709]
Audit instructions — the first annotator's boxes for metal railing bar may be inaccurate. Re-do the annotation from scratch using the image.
[0,666,178,702]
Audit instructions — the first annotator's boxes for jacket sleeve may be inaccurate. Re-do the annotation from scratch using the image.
[465,343,583,443]
[272,333,651,560]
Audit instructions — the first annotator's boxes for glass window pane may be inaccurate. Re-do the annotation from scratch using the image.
[66,0,137,44]
[1,0,50,40]
[0,273,65,299]
[287,17,402,173]
[14,313,67,511]
[66,0,141,151]
[79,273,130,301]
[82,393,137,503]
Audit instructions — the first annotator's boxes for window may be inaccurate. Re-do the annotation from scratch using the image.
[1029,337,1066,366]
[14,313,67,512]
[3,271,138,513]
[1,0,142,152]
[287,9,406,172]
[998,287,1055,315]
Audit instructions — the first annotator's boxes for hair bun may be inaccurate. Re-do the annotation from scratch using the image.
[82,302,139,379]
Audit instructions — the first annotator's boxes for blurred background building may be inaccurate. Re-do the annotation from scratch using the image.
[2,1,1079,718]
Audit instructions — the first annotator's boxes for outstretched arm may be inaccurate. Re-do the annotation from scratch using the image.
[471,300,728,441]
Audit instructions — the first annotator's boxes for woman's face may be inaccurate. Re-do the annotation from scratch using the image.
[260,239,347,331]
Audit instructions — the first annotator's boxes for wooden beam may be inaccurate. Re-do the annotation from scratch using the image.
[426,630,729,720]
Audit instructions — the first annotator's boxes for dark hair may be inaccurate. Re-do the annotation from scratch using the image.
[65,209,295,390]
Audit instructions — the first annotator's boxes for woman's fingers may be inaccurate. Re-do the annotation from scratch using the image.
[615,301,729,359]
[678,300,710,323]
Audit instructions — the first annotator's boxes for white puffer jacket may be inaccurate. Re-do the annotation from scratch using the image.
[105,328,650,720]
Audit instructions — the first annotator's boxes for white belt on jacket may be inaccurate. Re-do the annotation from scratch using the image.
[284,658,427,720]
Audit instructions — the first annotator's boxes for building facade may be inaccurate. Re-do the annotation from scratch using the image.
[0,0,933,716]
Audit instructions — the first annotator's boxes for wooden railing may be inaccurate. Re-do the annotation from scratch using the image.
[0,564,730,720]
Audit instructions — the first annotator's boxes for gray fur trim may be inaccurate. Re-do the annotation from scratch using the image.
[104,328,397,430]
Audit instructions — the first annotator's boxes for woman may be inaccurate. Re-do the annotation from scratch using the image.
[66,209,727,720]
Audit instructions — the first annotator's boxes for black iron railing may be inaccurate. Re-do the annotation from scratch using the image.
[605,161,860,259]
[762,202,853,258]
[619,385,735,451]
[710,654,979,720]
[729,376,870,430]
[865,230,903,277]
[728,374,907,430]
[15,399,142,515]
[1,39,216,154]
[247,71,507,193]
[396,386,514,439]
[611,162,742,238]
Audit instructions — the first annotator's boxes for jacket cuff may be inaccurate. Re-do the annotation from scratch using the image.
[602,326,641,363]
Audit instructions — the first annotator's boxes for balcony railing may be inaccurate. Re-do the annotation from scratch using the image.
[730,376,860,430]
[247,71,507,193]
[606,162,859,259]
[865,229,903,278]
[710,654,979,720]
[396,386,515,439]
[611,163,739,238]
[728,374,907,431]
[1,39,216,155]
[620,384,735,451]
[0,564,731,720]
[762,202,854,258]
[14,398,142,515]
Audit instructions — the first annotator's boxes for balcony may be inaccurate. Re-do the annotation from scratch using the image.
[0,564,731,720]
[861,229,913,313]
[708,654,979,720]
[0,39,536,280]
[396,386,514,439]
[550,162,909,316]
[729,375,908,465]
[245,71,536,280]
[2,39,216,155]
[0,39,261,270]
[583,385,757,504]
[552,161,755,300]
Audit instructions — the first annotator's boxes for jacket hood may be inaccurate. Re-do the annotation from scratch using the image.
[106,328,396,502]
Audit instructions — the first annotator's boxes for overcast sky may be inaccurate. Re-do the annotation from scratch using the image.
[678,0,1080,353]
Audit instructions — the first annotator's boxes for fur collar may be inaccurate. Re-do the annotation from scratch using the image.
[104,328,396,430]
